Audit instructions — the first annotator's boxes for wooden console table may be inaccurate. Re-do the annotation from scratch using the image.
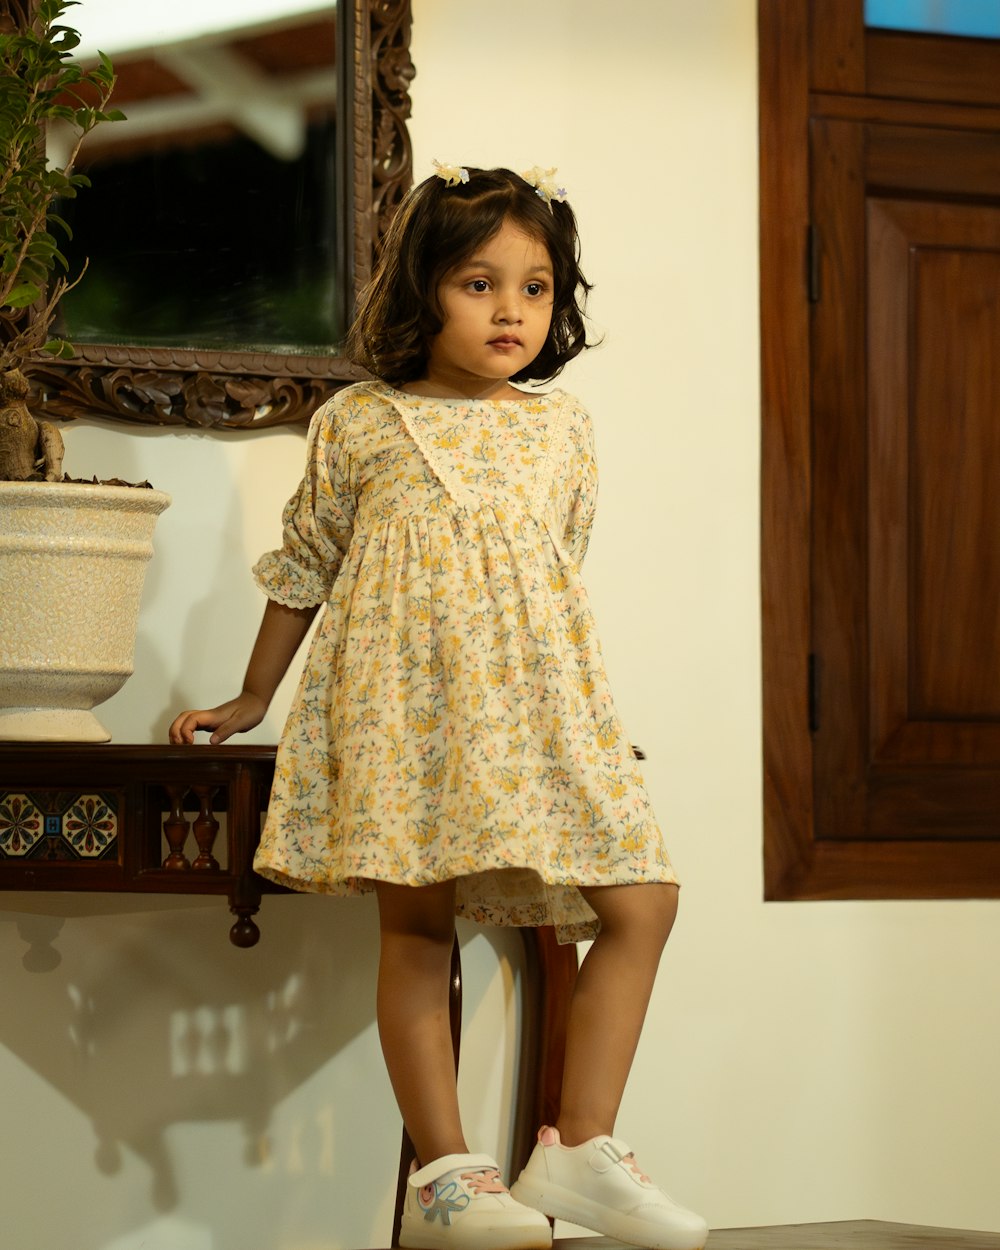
[0,743,285,945]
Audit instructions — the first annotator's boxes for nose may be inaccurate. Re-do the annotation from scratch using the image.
[494,289,523,324]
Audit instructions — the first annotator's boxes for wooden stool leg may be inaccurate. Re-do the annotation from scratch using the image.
[510,927,578,1179]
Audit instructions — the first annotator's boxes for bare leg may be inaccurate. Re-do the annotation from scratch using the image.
[556,882,678,1146]
[374,879,468,1165]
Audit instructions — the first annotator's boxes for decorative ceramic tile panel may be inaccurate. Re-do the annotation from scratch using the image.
[63,794,119,857]
[0,790,120,860]
[0,794,43,856]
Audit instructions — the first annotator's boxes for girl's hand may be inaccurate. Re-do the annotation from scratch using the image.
[169,598,318,746]
[168,692,268,745]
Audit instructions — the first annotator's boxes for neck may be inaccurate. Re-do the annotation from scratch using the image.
[401,372,520,402]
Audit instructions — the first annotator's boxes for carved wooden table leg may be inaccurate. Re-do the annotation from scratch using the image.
[226,765,265,947]
[228,907,261,948]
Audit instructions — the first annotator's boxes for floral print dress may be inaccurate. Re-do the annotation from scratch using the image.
[252,380,676,942]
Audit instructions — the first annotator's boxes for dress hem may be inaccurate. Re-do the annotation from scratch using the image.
[252,859,680,945]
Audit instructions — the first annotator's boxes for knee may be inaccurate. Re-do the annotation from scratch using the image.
[377,916,455,990]
[633,882,678,949]
[375,880,457,949]
[385,915,456,950]
[584,881,679,949]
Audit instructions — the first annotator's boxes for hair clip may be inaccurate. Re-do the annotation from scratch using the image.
[432,159,470,187]
[521,165,568,207]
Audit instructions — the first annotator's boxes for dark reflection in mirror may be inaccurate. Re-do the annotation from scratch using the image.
[28,0,414,430]
[58,10,341,354]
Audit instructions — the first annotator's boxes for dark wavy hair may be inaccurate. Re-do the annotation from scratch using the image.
[345,166,593,385]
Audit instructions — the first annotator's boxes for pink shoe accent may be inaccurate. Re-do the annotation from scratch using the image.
[624,1153,653,1185]
[461,1167,507,1195]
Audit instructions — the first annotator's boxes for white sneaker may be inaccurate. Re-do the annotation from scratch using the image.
[509,1127,708,1250]
[399,1152,553,1250]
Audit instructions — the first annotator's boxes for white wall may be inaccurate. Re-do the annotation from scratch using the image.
[3,1,1000,1246]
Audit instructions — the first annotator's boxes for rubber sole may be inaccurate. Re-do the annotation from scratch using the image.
[399,1217,553,1250]
[509,1176,707,1250]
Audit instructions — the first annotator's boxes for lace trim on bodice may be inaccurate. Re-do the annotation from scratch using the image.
[371,382,568,518]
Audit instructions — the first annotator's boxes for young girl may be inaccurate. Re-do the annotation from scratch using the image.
[170,165,707,1250]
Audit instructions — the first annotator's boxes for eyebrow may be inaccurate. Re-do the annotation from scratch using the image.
[453,257,554,275]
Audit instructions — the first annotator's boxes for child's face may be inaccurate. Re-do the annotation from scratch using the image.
[428,220,554,392]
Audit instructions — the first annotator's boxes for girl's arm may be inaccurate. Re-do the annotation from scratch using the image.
[168,598,319,745]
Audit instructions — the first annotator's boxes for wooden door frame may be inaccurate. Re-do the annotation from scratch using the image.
[760,0,1000,900]
[759,0,814,899]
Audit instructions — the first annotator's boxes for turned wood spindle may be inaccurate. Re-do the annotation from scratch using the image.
[191,785,221,871]
[162,785,191,870]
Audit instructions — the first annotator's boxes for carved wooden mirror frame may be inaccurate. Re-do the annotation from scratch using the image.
[16,0,414,431]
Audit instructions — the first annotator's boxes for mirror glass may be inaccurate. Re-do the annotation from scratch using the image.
[55,0,343,355]
[30,0,413,429]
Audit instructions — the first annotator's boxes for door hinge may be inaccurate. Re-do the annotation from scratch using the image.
[808,653,820,732]
[807,224,821,303]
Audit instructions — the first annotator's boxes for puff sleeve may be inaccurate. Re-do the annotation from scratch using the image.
[563,403,599,568]
[252,396,357,607]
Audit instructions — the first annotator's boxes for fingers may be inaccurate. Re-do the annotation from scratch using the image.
[167,695,266,745]
[205,709,247,746]
[168,708,224,745]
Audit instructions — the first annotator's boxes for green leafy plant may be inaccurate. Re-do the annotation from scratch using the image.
[0,0,123,374]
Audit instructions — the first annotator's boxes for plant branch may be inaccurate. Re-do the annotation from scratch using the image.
[0,1,122,372]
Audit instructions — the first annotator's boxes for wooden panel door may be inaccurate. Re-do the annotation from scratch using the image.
[815,124,1000,840]
[760,0,1000,897]
[868,199,1000,802]
[810,119,1000,885]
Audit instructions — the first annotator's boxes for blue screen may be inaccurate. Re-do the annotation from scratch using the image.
[866,0,1000,37]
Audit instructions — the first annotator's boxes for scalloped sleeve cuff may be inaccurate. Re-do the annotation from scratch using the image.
[251,551,332,609]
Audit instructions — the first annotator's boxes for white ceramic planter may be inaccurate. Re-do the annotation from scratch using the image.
[0,481,171,741]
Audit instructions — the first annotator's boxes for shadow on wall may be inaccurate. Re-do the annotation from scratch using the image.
[156,480,277,744]
[0,889,527,1249]
[89,436,244,744]
[0,892,397,1244]
[61,419,310,744]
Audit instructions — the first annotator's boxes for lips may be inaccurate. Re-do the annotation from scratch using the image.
[489,335,521,346]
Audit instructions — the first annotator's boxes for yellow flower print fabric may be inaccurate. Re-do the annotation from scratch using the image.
[252,381,676,942]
